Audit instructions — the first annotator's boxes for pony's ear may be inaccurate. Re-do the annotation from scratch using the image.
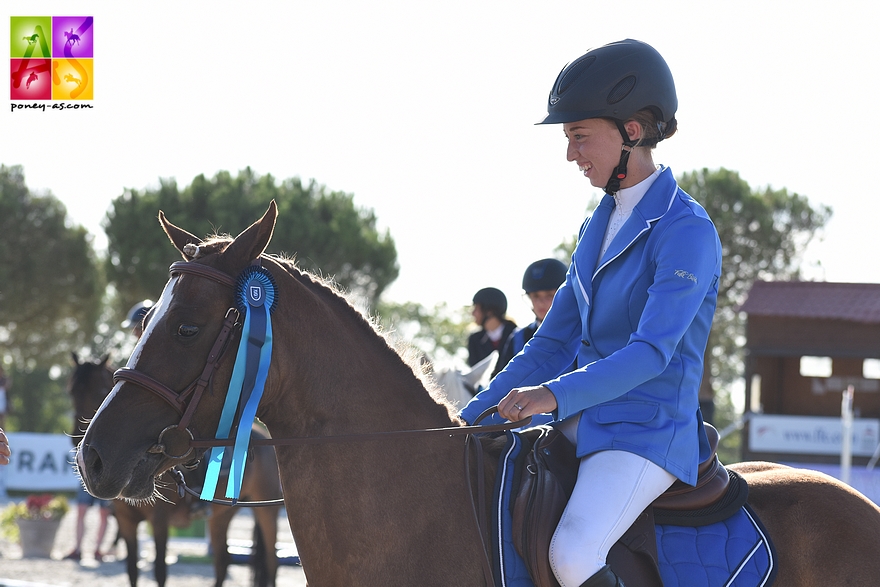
[223,200,278,264]
[159,211,203,260]
[71,352,80,365]
[100,353,111,367]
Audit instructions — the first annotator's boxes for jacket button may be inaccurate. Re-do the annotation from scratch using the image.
[581,340,591,347]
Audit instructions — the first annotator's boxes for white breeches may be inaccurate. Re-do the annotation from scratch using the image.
[550,417,676,587]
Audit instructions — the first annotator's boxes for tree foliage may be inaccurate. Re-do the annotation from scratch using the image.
[0,165,103,365]
[0,165,103,432]
[376,300,473,367]
[3,363,70,433]
[677,168,832,387]
[103,168,399,318]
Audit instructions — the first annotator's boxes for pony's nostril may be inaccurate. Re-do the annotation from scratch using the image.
[91,454,103,477]
[80,443,104,483]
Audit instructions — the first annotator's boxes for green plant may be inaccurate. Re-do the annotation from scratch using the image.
[1,494,69,541]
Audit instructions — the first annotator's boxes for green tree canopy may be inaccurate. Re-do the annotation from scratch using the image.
[376,300,473,367]
[677,167,832,388]
[103,168,399,317]
[0,165,103,365]
[0,165,103,432]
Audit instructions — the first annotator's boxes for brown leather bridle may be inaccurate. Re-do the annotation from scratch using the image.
[113,258,527,586]
[114,260,241,463]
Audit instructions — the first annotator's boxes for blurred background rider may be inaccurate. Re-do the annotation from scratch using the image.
[467,287,517,378]
[122,299,153,339]
[496,258,568,371]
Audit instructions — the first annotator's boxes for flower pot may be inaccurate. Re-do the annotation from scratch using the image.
[16,518,62,558]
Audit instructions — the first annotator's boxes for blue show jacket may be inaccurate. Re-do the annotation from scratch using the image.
[461,167,722,486]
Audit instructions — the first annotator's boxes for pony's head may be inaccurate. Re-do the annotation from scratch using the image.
[76,202,277,500]
[68,352,113,447]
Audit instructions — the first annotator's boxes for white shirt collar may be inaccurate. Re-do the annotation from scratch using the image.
[615,167,661,213]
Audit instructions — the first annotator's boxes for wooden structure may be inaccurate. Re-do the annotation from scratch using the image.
[739,280,880,463]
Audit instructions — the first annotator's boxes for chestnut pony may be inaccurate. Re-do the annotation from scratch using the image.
[69,353,282,587]
[76,202,880,586]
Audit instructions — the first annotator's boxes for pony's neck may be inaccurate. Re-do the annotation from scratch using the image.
[258,259,457,437]
[240,260,484,585]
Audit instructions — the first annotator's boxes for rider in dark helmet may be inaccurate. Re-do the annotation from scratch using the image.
[122,300,154,339]
[462,39,721,587]
[467,287,517,371]
[538,38,678,197]
[522,257,568,295]
[496,258,568,375]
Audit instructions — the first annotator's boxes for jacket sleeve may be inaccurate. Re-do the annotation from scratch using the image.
[548,214,721,419]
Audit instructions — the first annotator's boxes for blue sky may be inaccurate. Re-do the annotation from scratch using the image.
[3,0,878,329]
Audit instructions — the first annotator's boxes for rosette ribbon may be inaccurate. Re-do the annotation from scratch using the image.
[201,262,277,502]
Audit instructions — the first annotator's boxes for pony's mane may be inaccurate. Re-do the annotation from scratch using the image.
[193,235,461,422]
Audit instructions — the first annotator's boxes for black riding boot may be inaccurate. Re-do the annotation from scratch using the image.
[578,565,625,587]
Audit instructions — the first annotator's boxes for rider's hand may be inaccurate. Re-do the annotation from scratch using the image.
[498,386,557,422]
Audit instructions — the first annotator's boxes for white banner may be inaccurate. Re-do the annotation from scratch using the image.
[3,432,82,492]
[750,414,880,456]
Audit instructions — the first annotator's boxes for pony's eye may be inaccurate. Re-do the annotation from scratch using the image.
[177,324,199,338]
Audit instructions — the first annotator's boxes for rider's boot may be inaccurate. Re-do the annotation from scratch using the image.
[578,565,625,587]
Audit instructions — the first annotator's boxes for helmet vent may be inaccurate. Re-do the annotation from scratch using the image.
[556,55,596,96]
[607,75,636,105]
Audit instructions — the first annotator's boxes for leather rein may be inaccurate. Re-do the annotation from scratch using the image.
[114,258,523,586]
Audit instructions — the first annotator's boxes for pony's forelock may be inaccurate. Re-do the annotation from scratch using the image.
[186,235,233,259]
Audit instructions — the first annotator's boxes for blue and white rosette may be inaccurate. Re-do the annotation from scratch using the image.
[201,264,277,502]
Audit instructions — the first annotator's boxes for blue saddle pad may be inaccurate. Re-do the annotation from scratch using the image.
[490,430,533,587]
[656,504,777,587]
[491,430,778,587]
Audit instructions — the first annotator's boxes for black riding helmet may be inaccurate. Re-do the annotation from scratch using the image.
[522,259,567,293]
[472,287,508,319]
[122,300,154,329]
[537,39,677,195]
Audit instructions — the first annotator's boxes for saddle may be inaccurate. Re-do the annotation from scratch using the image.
[511,422,736,587]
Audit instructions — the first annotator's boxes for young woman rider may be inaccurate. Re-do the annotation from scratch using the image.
[460,39,722,587]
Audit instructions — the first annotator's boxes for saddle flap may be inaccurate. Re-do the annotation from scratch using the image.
[653,422,730,511]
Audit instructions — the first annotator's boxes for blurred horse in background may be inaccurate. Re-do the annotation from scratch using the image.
[68,353,282,587]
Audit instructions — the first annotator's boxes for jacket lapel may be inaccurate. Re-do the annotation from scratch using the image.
[594,167,678,277]
[573,195,614,305]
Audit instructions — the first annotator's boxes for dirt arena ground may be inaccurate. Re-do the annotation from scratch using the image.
[0,502,308,587]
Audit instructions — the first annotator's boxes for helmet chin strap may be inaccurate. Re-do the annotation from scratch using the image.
[603,121,639,195]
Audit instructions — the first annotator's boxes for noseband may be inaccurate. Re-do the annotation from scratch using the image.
[114,260,241,462]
